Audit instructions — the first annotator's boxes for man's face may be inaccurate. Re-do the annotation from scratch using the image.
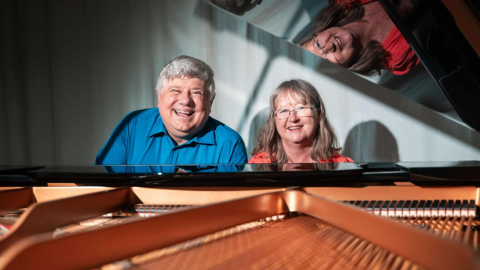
[158,77,213,145]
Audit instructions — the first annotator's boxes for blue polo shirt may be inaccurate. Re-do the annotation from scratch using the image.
[95,108,248,165]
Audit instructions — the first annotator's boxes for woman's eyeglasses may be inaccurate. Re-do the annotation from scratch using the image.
[312,33,327,57]
[311,33,340,64]
[274,105,316,120]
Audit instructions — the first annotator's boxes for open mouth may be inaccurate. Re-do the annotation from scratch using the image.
[287,126,302,130]
[334,36,342,51]
[174,109,195,116]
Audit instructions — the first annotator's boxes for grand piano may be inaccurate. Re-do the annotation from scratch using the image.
[0,162,480,269]
[1,0,480,269]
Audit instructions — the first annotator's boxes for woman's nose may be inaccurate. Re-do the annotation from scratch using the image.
[323,40,336,53]
[288,111,300,122]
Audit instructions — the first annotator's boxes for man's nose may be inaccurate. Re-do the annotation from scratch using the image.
[178,90,194,106]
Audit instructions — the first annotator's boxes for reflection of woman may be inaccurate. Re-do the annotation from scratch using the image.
[299,0,420,76]
[255,162,339,172]
[249,79,353,163]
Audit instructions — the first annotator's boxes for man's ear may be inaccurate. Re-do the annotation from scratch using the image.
[157,89,162,105]
[210,93,216,106]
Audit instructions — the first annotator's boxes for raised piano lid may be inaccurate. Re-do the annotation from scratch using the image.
[205,0,480,131]
[380,0,480,131]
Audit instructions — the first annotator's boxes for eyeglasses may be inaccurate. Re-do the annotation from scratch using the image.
[311,33,340,64]
[274,105,316,120]
[312,33,327,57]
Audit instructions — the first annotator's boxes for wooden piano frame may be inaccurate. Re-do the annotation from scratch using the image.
[0,185,478,270]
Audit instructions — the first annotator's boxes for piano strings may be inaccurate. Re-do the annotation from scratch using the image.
[100,214,423,270]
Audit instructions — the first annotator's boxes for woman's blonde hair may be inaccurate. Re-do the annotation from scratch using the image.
[252,79,342,163]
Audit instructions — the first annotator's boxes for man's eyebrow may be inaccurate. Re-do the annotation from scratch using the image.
[191,87,205,91]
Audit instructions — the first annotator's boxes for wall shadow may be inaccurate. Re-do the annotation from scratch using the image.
[342,121,400,163]
[246,107,270,157]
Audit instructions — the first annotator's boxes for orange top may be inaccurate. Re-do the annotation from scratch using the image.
[248,152,354,163]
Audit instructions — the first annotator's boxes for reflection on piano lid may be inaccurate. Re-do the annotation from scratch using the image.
[397,160,480,182]
[19,163,366,186]
[1,161,479,186]
[206,0,480,131]
[379,0,480,131]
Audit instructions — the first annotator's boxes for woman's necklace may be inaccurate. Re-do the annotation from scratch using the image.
[374,16,390,41]
[362,3,391,41]
[364,9,384,17]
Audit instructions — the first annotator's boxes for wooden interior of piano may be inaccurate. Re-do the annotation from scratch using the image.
[0,185,479,270]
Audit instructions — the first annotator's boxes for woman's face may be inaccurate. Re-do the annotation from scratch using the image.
[303,26,361,67]
[274,92,319,146]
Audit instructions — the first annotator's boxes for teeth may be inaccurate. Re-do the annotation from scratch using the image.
[288,127,301,130]
[335,37,342,50]
[175,110,193,115]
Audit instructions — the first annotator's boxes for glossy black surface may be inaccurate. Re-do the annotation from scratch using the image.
[380,0,480,131]
[0,165,45,175]
[0,161,479,187]
[396,161,480,182]
[31,163,360,173]
[19,163,364,187]
[396,161,480,168]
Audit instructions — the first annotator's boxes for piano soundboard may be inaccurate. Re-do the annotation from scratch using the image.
[0,162,479,269]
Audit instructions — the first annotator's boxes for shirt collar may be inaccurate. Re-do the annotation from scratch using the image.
[189,118,216,145]
[149,114,216,146]
[148,112,168,137]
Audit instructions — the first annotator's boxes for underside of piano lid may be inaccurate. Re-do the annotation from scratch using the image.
[380,0,480,131]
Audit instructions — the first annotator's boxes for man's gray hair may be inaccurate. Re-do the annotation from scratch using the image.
[156,55,215,100]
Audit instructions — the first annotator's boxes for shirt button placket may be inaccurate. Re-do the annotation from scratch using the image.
[173,148,178,163]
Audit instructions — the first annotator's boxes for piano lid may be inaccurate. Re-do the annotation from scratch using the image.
[379,0,480,131]
[21,163,365,186]
[206,0,480,131]
[2,161,480,186]
[396,160,480,182]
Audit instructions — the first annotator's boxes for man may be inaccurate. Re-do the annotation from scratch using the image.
[95,55,248,165]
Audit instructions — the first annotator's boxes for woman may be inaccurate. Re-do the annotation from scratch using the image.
[299,0,421,76]
[249,79,353,163]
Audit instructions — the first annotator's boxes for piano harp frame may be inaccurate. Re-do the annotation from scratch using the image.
[0,186,285,254]
[0,186,478,270]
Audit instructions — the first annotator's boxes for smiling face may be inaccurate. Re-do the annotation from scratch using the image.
[274,91,319,147]
[158,77,213,145]
[303,26,362,67]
